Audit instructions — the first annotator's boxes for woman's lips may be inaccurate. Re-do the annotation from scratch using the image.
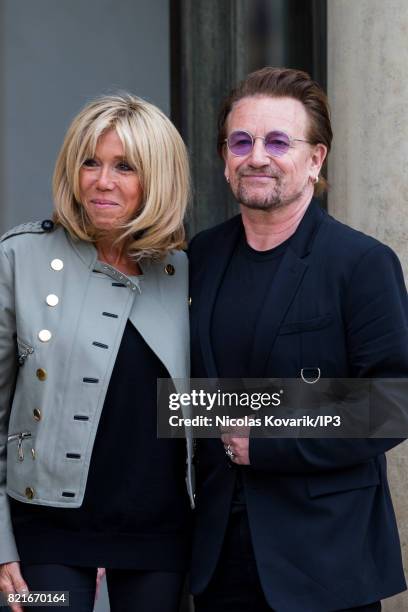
[91,199,119,208]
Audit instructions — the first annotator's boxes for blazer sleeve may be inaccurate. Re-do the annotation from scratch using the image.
[0,244,20,562]
[249,243,408,474]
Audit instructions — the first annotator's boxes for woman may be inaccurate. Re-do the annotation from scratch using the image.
[0,93,193,612]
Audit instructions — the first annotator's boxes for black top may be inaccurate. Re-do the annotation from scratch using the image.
[210,229,289,509]
[211,230,289,378]
[11,321,191,570]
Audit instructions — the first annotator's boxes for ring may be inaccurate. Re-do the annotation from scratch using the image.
[225,445,235,460]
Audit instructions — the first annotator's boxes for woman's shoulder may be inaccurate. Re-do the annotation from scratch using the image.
[165,249,187,264]
[158,248,188,274]
[1,219,56,242]
[0,220,72,279]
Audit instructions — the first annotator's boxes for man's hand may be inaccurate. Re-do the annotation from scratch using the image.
[0,561,29,612]
[221,429,250,465]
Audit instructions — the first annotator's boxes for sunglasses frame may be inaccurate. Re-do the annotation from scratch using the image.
[224,129,312,158]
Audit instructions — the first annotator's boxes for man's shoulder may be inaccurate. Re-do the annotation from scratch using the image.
[189,215,241,253]
[321,212,404,280]
[324,212,384,256]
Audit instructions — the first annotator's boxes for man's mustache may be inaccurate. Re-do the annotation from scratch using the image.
[237,170,281,179]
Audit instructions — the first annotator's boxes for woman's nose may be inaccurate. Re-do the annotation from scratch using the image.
[95,166,115,189]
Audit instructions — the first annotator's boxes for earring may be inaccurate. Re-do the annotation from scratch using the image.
[314,175,319,184]
[226,176,230,183]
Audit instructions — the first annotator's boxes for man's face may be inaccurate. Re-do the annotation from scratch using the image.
[223,95,326,211]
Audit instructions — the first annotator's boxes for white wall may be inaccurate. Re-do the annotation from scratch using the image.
[0,0,170,232]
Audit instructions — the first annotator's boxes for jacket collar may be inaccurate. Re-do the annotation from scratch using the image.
[65,230,142,293]
[286,197,325,258]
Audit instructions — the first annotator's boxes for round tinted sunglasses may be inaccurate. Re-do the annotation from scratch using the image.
[224,130,312,157]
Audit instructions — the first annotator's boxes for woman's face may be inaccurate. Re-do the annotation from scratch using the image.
[78,128,143,232]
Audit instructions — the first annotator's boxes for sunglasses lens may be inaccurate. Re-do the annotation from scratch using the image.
[265,131,291,157]
[227,131,253,156]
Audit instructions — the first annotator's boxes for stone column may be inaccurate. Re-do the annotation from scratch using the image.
[328,2,408,609]
[171,0,327,237]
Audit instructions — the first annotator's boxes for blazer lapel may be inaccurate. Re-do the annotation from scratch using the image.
[198,216,242,377]
[129,258,188,381]
[248,200,326,377]
[248,247,307,377]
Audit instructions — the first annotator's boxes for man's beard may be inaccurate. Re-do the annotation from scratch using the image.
[233,174,306,212]
[236,181,284,211]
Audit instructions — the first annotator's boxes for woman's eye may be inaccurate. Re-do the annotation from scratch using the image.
[117,161,133,171]
[83,158,97,167]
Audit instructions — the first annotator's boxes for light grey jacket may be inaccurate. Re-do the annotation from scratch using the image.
[0,221,193,564]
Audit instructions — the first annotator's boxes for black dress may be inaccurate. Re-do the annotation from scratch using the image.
[10,320,191,570]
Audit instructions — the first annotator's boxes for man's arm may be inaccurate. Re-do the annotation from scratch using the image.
[248,243,408,473]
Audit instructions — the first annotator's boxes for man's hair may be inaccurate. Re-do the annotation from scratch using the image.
[53,92,190,260]
[217,67,333,195]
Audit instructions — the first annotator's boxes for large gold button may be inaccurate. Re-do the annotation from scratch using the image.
[46,294,59,307]
[38,329,52,342]
[165,264,175,276]
[36,368,47,381]
[25,487,34,500]
[33,408,41,421]
[51,258,64,271]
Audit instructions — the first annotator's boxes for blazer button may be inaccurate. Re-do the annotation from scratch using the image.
[164,264,175,276]
[25,487,35,500]
[33,408,41,421]
[38,330,52,342]
[50,258,64,271]
[46,294,59,307]
[41,219,54,232]
[36,368,47,381]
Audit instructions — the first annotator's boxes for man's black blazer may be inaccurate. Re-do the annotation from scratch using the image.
[189,200,408,611]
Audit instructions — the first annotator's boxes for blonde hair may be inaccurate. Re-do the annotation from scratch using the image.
[53,93,190,260]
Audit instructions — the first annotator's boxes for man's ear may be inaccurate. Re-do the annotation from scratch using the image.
[310,143,327,175]
[223,146,230,183]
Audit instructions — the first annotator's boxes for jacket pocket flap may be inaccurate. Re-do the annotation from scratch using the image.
[279,314,333,335]
[307,461,380,498]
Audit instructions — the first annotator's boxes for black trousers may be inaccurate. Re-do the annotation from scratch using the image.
[194,511,381,612]
[19,563,185,612]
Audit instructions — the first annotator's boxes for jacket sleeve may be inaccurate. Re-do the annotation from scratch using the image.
[249,243,408,474]
[0,243,20,563]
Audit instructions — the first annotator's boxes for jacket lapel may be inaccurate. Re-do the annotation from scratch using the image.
[198,216,242,377]
[248,200,326,376]
[129,258,189,381]
[248,247,307,376]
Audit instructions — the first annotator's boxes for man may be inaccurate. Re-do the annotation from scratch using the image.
[189,67,408,612]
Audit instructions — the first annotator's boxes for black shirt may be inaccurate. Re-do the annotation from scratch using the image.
[210,229,289,509]
[212,230,289,377]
